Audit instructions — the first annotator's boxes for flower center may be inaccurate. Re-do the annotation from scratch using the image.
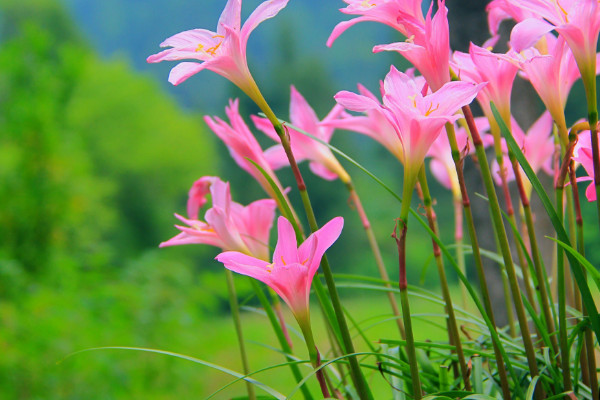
[195,34,225,56]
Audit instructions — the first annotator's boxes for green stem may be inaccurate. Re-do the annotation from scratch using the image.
[568,161,599,400]
[510,155,559,358]
[417,167,471,391]
[298,318,331,399]
[249,280,313,400]
[582,70,600,234]
[259,102,372,400]
[463,105,543,398]
[444,121,511,398]
[453,195,469,310]
[555,185,572,391]
[394,179,422,400]
[225,270,256,400]
[345,180,405,339]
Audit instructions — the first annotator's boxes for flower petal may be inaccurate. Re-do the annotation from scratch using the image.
[273,216,300,265]
[168,62,207,85]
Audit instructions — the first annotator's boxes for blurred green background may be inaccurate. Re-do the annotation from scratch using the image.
[1,0,598,398]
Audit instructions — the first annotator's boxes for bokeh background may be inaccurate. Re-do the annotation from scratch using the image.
[1,0,598,398]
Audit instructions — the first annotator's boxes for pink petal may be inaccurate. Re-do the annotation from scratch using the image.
[299,216,344,276]
[218,0,241,36]
[290,86,320,137]
[263,144,291,170]
[241,0,289,45]
[429,158,452,190]
[510,18,555,52]
[168,62,207,85]
[216,251,272,280]
[242,198,277,260]
[273,216,300,265]
[334,91,381,112]
[160,29,217,49]
[309,161,339,181]
[187,176,217,219]
[326,17,371,48]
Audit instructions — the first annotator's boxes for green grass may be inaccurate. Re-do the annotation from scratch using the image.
[0,257,455,399]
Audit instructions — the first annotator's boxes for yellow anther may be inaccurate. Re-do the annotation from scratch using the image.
[360,0,375,7]
[425,103,439,116]
[195,43,204,52]
[204,35,225,56]
[408,94,417,108]
[556,0,569,22]
[281,256,287,265]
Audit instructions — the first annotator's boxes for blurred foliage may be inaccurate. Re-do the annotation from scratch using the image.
[0,0,216,276]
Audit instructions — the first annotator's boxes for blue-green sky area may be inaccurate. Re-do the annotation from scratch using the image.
[62,0,410,114]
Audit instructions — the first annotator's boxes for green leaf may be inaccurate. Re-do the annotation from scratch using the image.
[62,346,287,399]
[491,102,600,345]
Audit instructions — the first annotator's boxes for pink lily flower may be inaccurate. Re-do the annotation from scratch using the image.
[326,0,424,47]
[491,112,555,195]
[451,43,519,124]
[486,0,536,40]
[508,0,600,84]
[160,176,277,261]
[252,86,351,182]
[574,129,599,202]
[373,0,451,91]
[335,66,484,187]
[216,216,344,324]
[427,118,491,196]
[204,99,288,201]
[147,0,288,106]
[326,83,405,163]
[506,35,582,137]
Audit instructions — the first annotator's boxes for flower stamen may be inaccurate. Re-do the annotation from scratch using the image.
[205,34,225,56]
[425,103,439,116]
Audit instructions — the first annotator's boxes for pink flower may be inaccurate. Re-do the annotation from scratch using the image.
[326,83,405,163]
[373,0,451,91]
[160,176,277,261]
[491,112,555,193]
[147,0,288,104]
[326,0,424,47]
[574,129,599,202]
[486,0,536,39]
[507,35,581,136]
[508,0,600,84]
[252,86,350,182]
[451,43,519,122]
[427,118,491,195]
[204,99,288,200]
[335,66,484,186]
[216,216,344,323]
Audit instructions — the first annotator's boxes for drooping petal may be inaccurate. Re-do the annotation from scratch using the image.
[216,251,273,281]
[168,62,207,85]
[187,176,217,220]
[510,18,555,52]
[333,91,382,112]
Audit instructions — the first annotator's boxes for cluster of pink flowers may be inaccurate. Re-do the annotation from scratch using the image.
[148,0,600,352]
